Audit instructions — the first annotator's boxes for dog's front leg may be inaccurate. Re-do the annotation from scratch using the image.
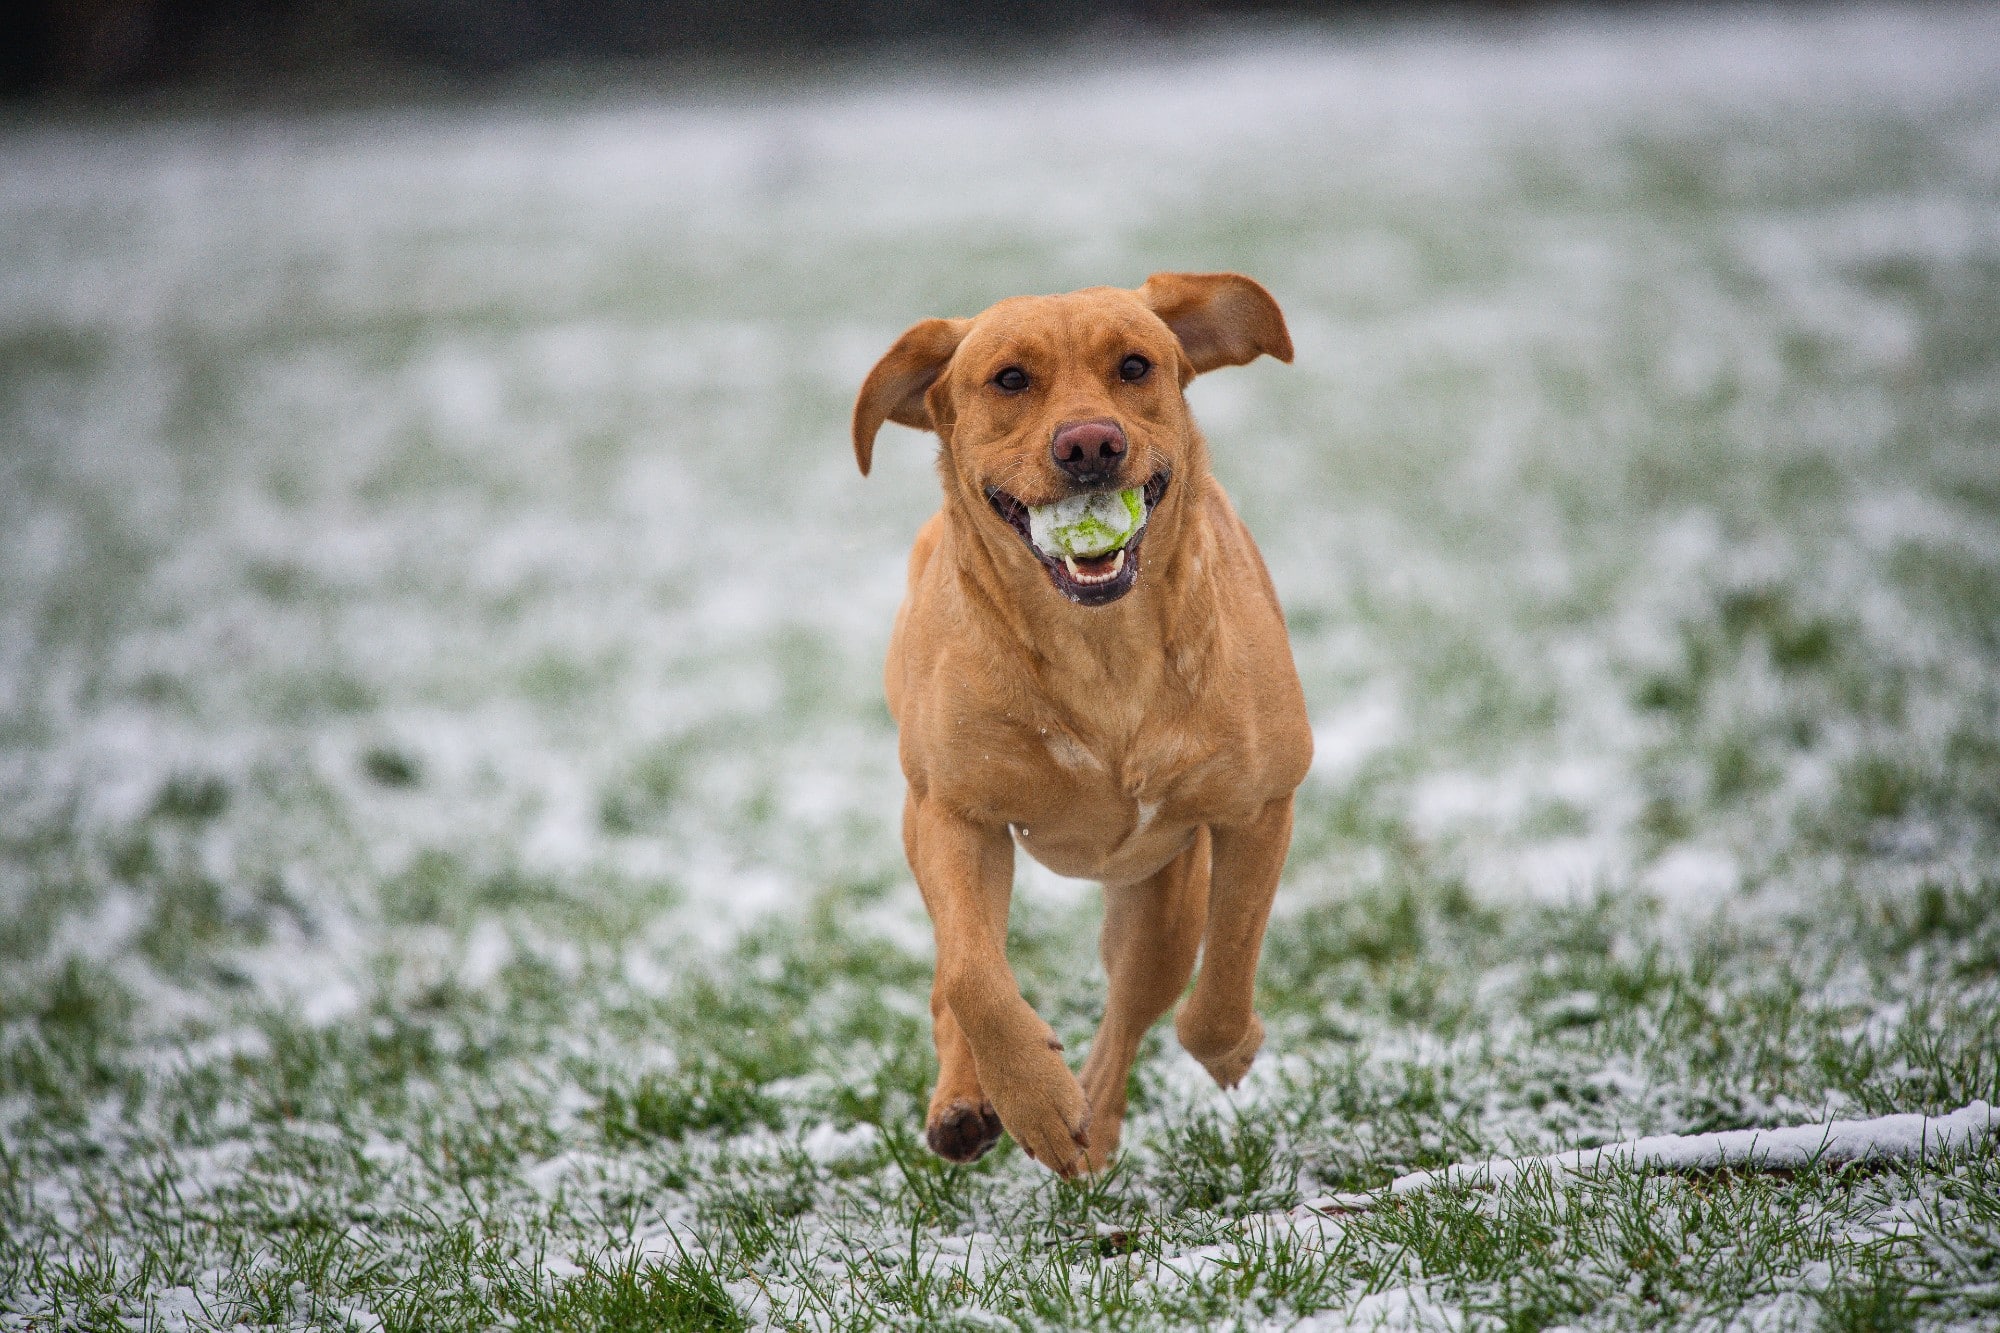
[1176,795,1294,1089]
[906,793,1091,1176]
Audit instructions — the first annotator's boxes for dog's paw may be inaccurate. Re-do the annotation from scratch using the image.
[925,1099,1003,1163]
[988,1042,1093,1178]
[1179,1010,1264,1090]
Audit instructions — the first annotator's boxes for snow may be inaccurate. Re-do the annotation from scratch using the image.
[0,6,1994,1006]
[1644,845,1744,910]
[799,1120,881,1166]
[1300,1101,2000,1214]
[1291,1287,1466,1332]
[3,3,1999,1326]
[1308,686,1401,782]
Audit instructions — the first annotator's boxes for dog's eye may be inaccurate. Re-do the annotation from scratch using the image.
[993,366,1030,393]
[1119,354,1151,383]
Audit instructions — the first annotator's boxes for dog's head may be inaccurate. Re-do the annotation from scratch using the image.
[853,272,1292,607]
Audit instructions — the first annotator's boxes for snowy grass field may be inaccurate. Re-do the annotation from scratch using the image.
[4,5,2000,1328]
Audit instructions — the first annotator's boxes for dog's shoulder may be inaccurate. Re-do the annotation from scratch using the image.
[1192,477,1315,788]
[885,509,949,725]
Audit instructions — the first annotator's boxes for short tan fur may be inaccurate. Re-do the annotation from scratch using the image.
[852,273,1311,1175]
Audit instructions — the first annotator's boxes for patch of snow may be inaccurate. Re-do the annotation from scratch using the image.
[1644,846,1742,911]
[1302,1100,2000,1212]
[1409,769,1520,838]
[1309,686,1402,782]
[1293,1286,1466,1332]
[1503,838,1624,905]
[460,917,513,989]
[1536,990,1604,1026]
[800,1120,880,1166]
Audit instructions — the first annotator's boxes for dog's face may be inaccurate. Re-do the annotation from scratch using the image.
[854,273,1292,606]
[939,290,1184,605]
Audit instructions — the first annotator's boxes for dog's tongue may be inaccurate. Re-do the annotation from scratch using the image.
[1027,488,1146,561]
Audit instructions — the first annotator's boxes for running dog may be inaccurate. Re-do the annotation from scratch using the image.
[851,272,1310,1175]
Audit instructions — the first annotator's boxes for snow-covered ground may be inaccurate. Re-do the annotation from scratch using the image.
[2,4,1998,1328]
[1304,1101,2000,1210]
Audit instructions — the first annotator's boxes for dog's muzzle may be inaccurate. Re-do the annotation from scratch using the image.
[987,469,1170,607]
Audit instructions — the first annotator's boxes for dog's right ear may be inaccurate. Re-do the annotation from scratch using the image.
[852,318,971,476]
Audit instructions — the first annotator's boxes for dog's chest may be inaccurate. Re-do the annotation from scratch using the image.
[998,715,1240,880]
[1033,713,1212,794]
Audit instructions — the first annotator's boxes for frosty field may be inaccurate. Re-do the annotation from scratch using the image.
[3,4,1999,1328]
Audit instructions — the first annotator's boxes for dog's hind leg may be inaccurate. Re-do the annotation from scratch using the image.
[1176,796,1293,1089]
[1078,827,1211,1171]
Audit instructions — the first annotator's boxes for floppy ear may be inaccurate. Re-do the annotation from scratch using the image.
[1138,272,1293,378]
[851,317,971,476]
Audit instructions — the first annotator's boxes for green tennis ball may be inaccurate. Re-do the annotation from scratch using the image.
[1028,488,1147,559]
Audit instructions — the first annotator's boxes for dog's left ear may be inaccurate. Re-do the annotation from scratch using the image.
[852,317,971,476]
[1138,272,1294,381]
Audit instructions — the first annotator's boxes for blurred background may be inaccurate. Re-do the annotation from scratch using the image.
[6,1,1556,98]
[4,1,1998,1321]
[3,0,1997,967]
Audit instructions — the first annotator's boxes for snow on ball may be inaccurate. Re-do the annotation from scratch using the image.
[1027,488,1147,559]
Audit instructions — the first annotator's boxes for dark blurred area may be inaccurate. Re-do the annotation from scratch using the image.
[3,0,1555,100]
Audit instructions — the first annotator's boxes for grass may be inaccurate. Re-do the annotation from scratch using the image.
[4,873,1995,1328]
[4,4,2000,1329]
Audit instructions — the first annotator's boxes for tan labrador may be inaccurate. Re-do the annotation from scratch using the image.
[851,273,1311,1176]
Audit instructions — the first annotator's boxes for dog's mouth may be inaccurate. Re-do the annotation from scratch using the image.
[987,470,1171,607]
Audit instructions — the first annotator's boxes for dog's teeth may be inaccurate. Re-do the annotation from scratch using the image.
[1060,548,1129,585]
[1060,548,1130,585]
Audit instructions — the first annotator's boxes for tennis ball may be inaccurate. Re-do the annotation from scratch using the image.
[1027,488,1147,560]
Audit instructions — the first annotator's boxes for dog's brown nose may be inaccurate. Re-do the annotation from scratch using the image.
[1051,419,1127,483]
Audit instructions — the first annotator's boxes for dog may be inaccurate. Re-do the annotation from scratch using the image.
[851,272,1311,1176]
